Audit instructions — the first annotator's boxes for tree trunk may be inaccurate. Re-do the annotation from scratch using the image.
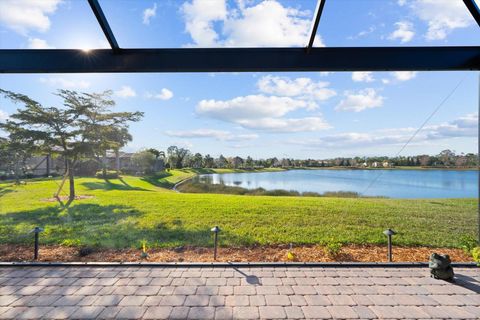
[115,150,120,173]
[102,152,108,178]
[46,154,50,177]
[14,159,20,185]
[68,161,75,201]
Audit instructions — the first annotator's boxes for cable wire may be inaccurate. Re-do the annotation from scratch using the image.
[361,75,467,196]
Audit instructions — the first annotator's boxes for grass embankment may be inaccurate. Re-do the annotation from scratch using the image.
[177,181,363,198]
[142,167,285,189]
[0,171,476,250]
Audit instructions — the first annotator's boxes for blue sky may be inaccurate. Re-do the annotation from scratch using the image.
[0,0,478,159]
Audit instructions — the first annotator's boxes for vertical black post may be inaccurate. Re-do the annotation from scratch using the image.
[478,74,480,245]
[211,226,220,261]
[213,232,218,261]
[383,228,396,262]
[387,235,392,262]
[34,228,39,260]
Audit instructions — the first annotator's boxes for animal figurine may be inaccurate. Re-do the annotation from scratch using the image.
[429,253,454,281]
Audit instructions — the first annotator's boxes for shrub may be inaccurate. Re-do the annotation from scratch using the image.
[322,191,360,198]
[324,240,343,257]
[459,235,477,253]
[61,239,81,247]
[472,247,480,265]
[95,170,119,179]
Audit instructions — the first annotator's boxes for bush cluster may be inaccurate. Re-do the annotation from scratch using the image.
[177,181,369,198]
[95,170,119,179]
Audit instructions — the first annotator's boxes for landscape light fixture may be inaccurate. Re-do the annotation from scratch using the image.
[383,228,397,262]
[31,227,44,260]
[211,226,221,260]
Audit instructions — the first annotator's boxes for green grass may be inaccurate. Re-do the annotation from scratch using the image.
[0,174,476,249]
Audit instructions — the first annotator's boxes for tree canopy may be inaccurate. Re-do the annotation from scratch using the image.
[0,89,143,200]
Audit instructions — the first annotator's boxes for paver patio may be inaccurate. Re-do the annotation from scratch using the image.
[0,266,478,319]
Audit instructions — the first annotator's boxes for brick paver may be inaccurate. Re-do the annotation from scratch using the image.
[0,266,477,319]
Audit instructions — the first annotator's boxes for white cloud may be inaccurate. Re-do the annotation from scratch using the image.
[115,86,137,98]
[146,88,173,100]
[426,113,478,139]
[142,3,157,25]
[257,75,336,101]
[181,0,227,46]
[288,113,478,149]
[335,88,384,112]
[407,0,473,40]
[351,72,375,83]
[388,21,414,43]
[222,1,322,47]
[197,94,316,121]
[0,110,9,122]
[348,26,376,40]
[28,38,55,49]
[39,77,90,89]
[165,129,258,141]
[196,94,330,132]
[0,0,62,35]
[391,71,417,81]
[237,116,331,132]
[181,0,323,47]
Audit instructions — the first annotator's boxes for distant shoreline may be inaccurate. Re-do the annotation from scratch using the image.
[205,166,478,174]
[290,166,478,171]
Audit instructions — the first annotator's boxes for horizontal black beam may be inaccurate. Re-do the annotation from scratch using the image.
[0,47,479,73]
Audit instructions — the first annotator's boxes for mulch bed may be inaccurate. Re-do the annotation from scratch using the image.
[0,244,473,263]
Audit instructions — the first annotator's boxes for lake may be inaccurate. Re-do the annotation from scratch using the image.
[192,169,478,198]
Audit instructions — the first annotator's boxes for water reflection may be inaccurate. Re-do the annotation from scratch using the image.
[192,169,478,198]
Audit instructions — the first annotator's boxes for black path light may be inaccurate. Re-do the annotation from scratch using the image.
[31,227,44,260]
[211,226,221,261]
[383,228,397,262]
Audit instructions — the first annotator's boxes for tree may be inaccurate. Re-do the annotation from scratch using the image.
[132,150,156,174]
[438,149,456,167]
[167,146,190,169]
[192,153,203,168]
[203,154,214,168]
[0,136,36,183]
[215,155,227,168]
[0,89,143,201]
[147,148,165,171]
[245,156,254,168]
[62,90,143,177]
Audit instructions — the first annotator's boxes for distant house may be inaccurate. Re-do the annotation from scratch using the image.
[23,155,64,176]
[372,162,379,168]
[105,151,135,172]
[105,151,164,173]
[382,161,390,168]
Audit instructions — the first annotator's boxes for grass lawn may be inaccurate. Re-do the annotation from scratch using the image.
[0,171,476,249]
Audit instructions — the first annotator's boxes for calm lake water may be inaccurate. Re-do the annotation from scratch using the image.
[192,169,478,198]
